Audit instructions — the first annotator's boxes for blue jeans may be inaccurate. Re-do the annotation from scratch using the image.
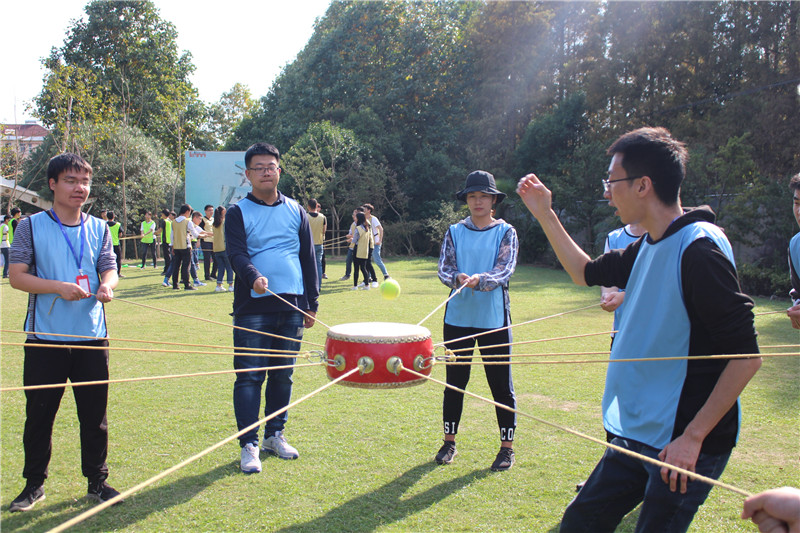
[372,243,388,277]
[344,248,353,277]
[232,312,304,447]
[560,437,730,533]
[190,247,200,282]
[215,251,234,284]
[313,244,323,290]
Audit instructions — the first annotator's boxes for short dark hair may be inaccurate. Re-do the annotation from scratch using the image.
[161,209,170,217]
[191,211,202,218]
[170,211,177,217]
[179,204,192,216]
[308,198,318,209]
[106,211,115,220]
[356,206,365,213]
[145,210,152,216]
[790,173,800,193]
[244,142,280,167]
[606,127,687,206]
[3,215,10,222]
[362,203,374,212]
[204,204,213,211]
[47,153,92,182]
[10,207,21,216]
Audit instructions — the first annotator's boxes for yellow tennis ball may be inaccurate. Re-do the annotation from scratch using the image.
[379,279,401,300]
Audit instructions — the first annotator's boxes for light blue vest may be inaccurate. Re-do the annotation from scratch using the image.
[237,196,305,299]
[606,226,644,333]
[603,221,735,449]
[789,232,800,297]
[26,212,108,340]
[444,222,510,329]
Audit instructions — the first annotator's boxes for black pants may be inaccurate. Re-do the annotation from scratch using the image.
[353,248,373,286]
[2,247,9,277]
[172,248,192,288]
[22,340,110,485]
[112,244,121,274]
[201,241,216,280]
[442,322,516,441]
[161,242,172,274]
[140,241,157,268]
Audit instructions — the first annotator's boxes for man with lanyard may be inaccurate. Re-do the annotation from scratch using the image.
[8,153,121,512]
[788,173,800,329]
[140,211,157,269]
[106,211,122,276]
[517,127,761,532]
[226,142,318,474]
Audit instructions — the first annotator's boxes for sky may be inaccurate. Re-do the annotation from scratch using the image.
[0,0,332,124]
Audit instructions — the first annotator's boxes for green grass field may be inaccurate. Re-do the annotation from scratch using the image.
[1,257,798,532]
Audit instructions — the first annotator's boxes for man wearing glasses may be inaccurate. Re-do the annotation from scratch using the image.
[517,127,761,532]
[225,143,319,474]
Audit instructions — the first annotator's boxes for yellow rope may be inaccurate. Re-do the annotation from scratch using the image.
[400,366,754,498]
[432,303,602,347]
[0,342,315,359]
[47,366,361,533]
[446,330,617,353]
[417,280,469,327]
[0,363,321,392]
[112,296,326,348]
[440,352,791,366]
[265,287,330,330]
[0,329,299,354]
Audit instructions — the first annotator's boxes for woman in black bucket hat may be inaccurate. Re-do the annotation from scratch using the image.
[435,170,519,471]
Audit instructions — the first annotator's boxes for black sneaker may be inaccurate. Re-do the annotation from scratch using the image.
[491,447,515,471]
[9,484,45,512]
[435,441,457,465]
[87,480,123,505]
[184,285,197,291]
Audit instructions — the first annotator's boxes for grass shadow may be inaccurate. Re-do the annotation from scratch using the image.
[275,462,491,532]
[1,462,236,532]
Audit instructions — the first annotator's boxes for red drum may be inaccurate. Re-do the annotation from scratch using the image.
[325,322,434,388]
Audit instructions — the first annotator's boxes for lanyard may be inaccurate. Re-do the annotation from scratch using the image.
[51,209,86,275]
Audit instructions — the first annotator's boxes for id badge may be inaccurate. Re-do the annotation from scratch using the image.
[76,274,91,294]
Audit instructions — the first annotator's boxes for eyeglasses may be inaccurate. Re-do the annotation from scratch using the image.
[602,175,643,193]
[61,177,92,187]
[247,165,279,175]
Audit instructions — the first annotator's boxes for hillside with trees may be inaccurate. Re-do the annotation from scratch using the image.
[15,1,799,295]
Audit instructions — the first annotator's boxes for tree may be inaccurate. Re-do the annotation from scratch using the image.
[206,83,258,149]
[35,1,205,169]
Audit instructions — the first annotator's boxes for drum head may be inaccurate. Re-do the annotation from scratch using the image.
[327,322,431,344]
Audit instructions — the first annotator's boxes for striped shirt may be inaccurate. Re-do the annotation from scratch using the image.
[10,214,116,275]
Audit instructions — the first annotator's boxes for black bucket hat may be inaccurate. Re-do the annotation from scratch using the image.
[456,170,506,204]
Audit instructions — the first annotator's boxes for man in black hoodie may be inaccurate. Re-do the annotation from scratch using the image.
[517,127,761,533]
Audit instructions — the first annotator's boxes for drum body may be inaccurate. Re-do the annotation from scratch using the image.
[325,322,433,388]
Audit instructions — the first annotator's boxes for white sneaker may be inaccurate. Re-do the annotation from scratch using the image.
[262,430,299,460]
[240,442,262,473]
[370,281,379,288]
[193,280,206,287]
[350,286,359,291]
[227,284,235,292]
[215,285,225,292]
